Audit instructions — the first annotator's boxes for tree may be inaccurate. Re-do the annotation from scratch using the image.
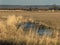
[52,4,59,10]
[49,4,59,10]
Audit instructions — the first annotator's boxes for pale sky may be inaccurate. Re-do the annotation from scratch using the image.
[0,0,60,5]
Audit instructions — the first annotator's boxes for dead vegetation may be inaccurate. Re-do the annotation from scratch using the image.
[0,10,60,45]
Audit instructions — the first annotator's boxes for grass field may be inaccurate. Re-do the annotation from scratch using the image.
[0,10,60,45]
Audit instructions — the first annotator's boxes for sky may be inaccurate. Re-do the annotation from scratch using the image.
[0,0,60,5]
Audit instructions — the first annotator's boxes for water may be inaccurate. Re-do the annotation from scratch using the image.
[18,22,53,36]
[37,29,53,36]
[24,22,35,28]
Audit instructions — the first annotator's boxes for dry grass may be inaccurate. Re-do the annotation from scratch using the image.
[0,10,60,45]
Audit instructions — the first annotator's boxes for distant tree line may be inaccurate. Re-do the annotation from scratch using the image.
[49,4,60,10]
[0,4,60,11]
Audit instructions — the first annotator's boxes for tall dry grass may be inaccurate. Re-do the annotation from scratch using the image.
[0,15,60,45]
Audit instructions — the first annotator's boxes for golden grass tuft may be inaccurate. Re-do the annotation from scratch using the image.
[0,10,60,45]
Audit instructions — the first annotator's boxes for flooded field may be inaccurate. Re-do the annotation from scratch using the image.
[0,10,60,45]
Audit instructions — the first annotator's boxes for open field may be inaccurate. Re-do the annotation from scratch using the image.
[0,10,60,29]
[0,10,60,45]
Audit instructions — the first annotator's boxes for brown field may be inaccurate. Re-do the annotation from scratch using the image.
[0,10,60,45]
[0,10,60,29]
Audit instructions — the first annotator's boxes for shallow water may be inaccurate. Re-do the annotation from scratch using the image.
[37,29,53,36]
[18,22,53,36]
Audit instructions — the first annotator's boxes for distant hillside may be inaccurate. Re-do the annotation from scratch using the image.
[0,5,60,10]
